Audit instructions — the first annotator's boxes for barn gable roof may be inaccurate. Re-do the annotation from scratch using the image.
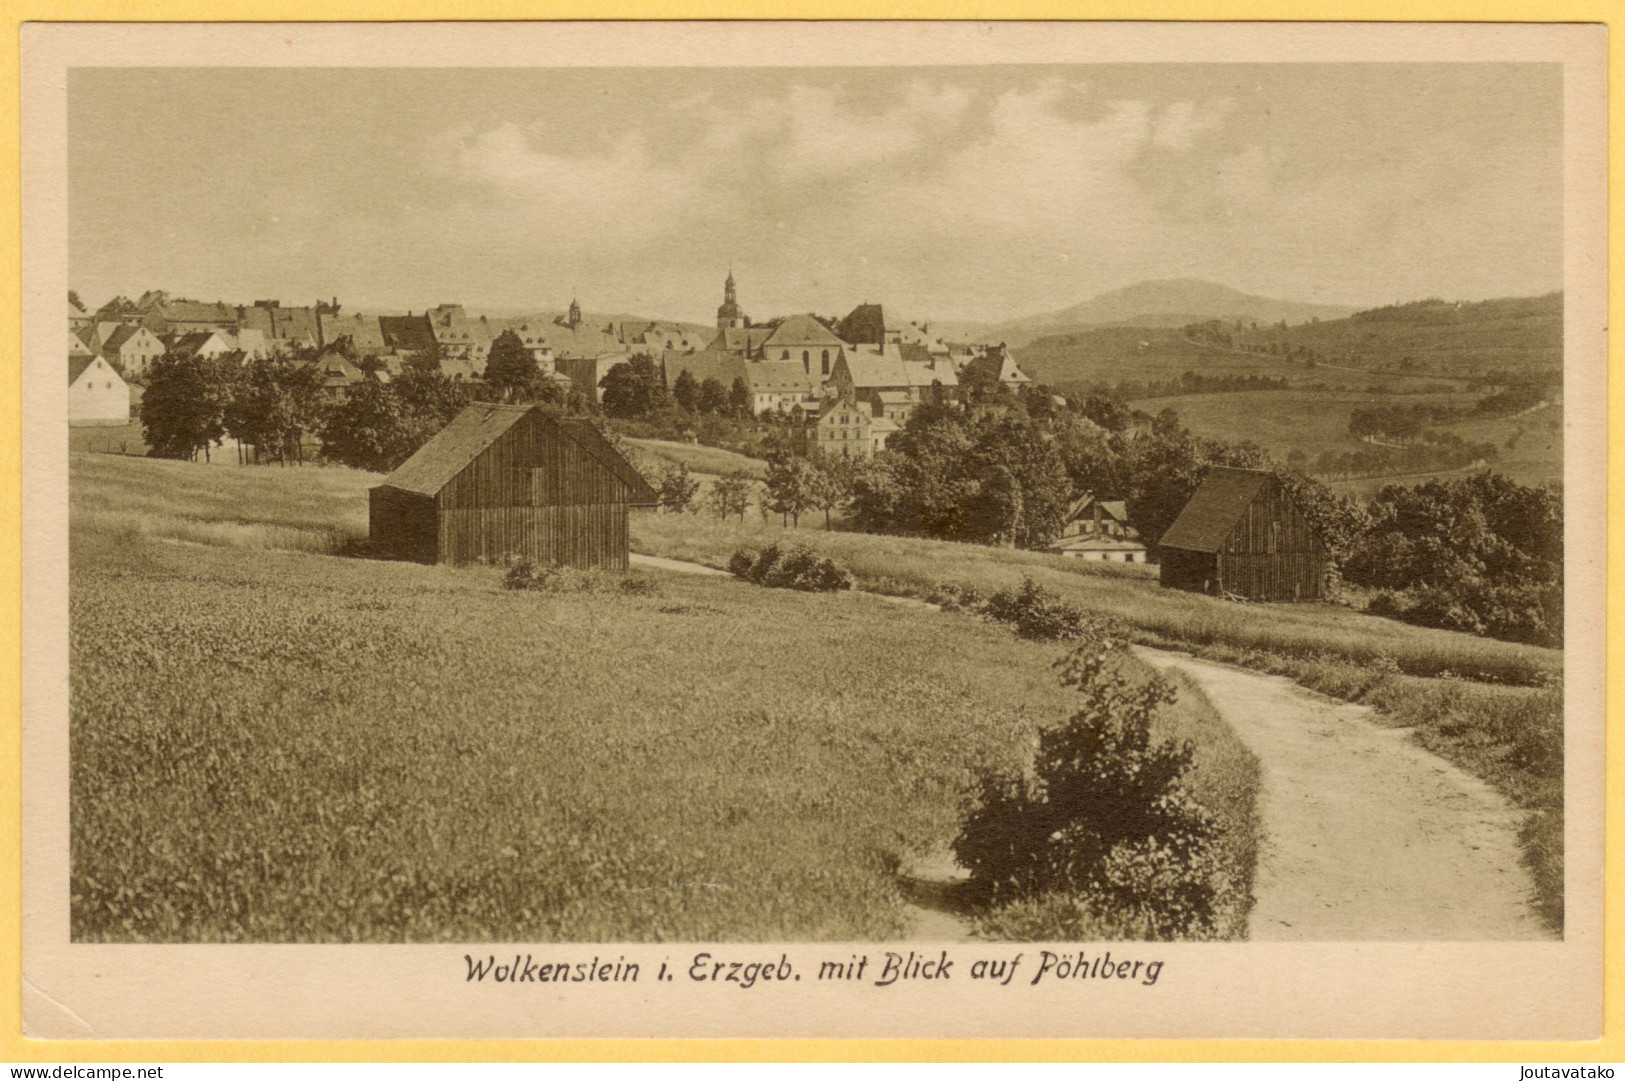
[375,403,658,505]
[1158,467,1274,553]
[69,355,97,385]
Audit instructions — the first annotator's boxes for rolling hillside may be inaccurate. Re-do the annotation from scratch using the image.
[1232,294,1562,380]
[938,279,1357,348]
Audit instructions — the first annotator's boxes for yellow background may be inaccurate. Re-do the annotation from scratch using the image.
[2,0,1616,1063]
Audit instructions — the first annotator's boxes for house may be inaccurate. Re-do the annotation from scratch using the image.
[140,297,238,338]
[961,343,1031,389]
[308,348,369,396]
[830,345,959,418]
[69,329,93,359]
[368,403,658,569]
[1158,467,1327,602]
[795,396,873,459]
[236,301,321,354]
[759,314,845,379]
[318,312,389,358]
[69,355,130,426]
[164,330,238,363]
[426,304,494,365]
[378,313,440,359]
[836,303,886,347]
[1051,494,1148,564]
[98,324,167,377]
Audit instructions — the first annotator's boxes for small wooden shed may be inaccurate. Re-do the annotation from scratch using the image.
[369,403,658,569]
[1158,467,1326,602]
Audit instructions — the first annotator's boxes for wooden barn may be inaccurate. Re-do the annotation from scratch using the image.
[1158,467,1327,602]
[369,403,658,569]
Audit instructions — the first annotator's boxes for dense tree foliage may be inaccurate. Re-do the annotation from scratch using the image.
[482,329,537,403]
[598,354,670,419]
[140,352,234,461]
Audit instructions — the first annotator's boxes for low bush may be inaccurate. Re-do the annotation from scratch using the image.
[729,544,853,593]
[503,559,663,597]
[955,636,1226,941]
[966,576,1117,642]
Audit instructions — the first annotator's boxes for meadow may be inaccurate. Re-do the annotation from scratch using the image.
[1133,389,1564,493]
[70,452,1563,932]
[69,454,1257,942]
[623,437,768,479]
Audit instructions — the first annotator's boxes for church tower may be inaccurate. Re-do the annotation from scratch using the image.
[566,296,582,329]
[716,269,747,330]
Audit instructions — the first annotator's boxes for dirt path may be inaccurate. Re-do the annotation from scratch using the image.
[1135,648,1551,941]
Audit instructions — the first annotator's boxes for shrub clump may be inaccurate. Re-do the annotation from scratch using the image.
[729,544,853,593]
[945,576,1115,642]
[503,559,663,597]
[954,635,1225,940]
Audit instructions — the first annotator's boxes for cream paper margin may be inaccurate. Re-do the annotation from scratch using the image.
[16,19,1607,1045]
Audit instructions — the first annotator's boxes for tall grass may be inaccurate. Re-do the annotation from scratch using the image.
[70,530,1103,941]
[631,511,1561,687]
[71,452,374,554]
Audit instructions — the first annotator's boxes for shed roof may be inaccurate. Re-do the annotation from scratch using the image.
[1158,467,1275,553]
[375,403,658,505]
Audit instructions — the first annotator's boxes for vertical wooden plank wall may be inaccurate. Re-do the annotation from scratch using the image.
[1215,480,1326,601]
[436,412,631,569]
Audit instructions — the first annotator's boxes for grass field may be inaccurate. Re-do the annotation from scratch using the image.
[1020,326,1324,389]
[69,454,1258,942]
[1136,389,1564,492]
[623,437,768,479]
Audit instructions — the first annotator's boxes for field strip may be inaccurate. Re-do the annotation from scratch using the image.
[1132,648,1551,941]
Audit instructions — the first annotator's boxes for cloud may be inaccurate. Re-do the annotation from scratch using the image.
[437,121,705,245]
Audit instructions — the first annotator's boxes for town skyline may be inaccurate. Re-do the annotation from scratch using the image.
[70,63,1562,326]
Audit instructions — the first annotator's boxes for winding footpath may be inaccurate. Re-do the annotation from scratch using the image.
[1135,648,1551,941]
[629,553,1551,941]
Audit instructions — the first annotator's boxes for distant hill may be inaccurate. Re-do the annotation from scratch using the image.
[1015,292,1562,391]
[937,279,1359,348]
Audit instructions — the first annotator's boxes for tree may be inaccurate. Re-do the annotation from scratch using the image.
[599,354,669,419]
[672,368,700,413]
[763,449,819,527]
[140,351,231,461]
[224,352,326,465]
[656,463,701,513]
[809,453,855,529]
[697,377,729,416]
[317,379,415,473]
[706,470,753,522]
[483,329,537,403]
[728,376,753,418]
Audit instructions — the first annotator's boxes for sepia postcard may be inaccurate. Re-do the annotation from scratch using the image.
[18,19,1606,1043]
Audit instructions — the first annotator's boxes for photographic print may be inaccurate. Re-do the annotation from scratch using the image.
[21,20,1605,1041]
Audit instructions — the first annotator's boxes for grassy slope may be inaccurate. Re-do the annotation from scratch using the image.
[632,511,1559,687]
[1019,327,1320,389]
[70,454,1258,942]
[72,529,1096,942]
[1235,295,1562,379]
[70,453,1563,932]
[1133,389,1564,491]
[623,437,768,479]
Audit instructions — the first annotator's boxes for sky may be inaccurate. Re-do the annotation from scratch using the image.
[68,64,1563,325]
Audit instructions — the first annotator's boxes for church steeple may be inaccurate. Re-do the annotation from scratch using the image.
[716,267,746,330]
[567,295,582,329]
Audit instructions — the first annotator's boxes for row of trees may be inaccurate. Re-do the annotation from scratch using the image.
[139,349,480,472]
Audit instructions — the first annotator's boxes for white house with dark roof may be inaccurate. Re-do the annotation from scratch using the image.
[1051,494,1148,564]
[99,324,166,377]
[69,355,130,426]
